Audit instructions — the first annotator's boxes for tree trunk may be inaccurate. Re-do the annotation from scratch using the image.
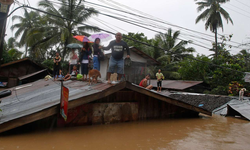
[0,6,10,66]
[215,27,218,61]
[24,44,28,58]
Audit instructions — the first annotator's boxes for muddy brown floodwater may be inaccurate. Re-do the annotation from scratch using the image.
[0,115,249,150]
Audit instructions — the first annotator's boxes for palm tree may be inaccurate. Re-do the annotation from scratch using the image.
[11,10,41,57]
[237,49,250,71]
[31,0,99,59]
[156,29,195,64]
[155,29,195,79]
[195,0,233,59]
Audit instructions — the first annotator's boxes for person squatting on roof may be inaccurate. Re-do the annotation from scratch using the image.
[101,32,130,84]
[63,65,79,81]
[139,74,153,90]
[79,42,92,81]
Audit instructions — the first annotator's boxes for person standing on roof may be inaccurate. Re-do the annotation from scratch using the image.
[156,69,164,92]
[69,48,79,72]
[79,42,92,81]
[101,32,130,84]
[92,38,102,71]
[53,52,61,80]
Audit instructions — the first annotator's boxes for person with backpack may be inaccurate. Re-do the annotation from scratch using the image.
[79,42,92,81]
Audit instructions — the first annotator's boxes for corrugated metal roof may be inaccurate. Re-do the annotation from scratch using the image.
[151,80,203,90]
[0,80,212,133]
[0,80,112,125]
[227,102,250,120]
[18,69,48,80]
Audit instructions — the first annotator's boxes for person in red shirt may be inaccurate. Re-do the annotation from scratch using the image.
[139,74,153,90]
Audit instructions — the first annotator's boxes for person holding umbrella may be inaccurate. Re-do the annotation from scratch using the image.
[92,38,102,71]
[79,42,92,81]
[100,32,130,84]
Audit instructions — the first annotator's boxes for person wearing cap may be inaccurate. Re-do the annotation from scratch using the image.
[139,74,153,90]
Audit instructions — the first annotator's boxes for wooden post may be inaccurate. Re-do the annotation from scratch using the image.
[60,80,63,106]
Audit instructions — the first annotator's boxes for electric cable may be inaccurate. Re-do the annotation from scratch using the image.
[2,4,247,74]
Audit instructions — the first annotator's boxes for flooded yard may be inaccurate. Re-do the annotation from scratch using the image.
[0,115,249,150]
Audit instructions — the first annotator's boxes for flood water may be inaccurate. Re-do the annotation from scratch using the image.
[0,115,249,150]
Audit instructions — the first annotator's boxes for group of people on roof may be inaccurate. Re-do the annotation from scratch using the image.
[52,32,164,92]
[53,32,130,84]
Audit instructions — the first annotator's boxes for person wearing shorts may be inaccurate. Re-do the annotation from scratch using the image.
[156,69,164,92]
[101,32,130,83]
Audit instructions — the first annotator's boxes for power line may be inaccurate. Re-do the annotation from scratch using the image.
[228,3,250,15]
[25,5,248,74]
[224,6,250,19]
[235,0,250,9]
[102,0,244,45]
[82,1,216,38]
[2,4,247,74]
[46,0,246,52]
[83,0,245,49]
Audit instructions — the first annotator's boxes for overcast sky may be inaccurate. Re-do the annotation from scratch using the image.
[5,0,250,56]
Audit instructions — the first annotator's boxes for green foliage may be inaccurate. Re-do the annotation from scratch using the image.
[195,0,233,32]
[11,0,99,61]
[228,81,243,96]
[178,55,211,82]
[155,28,195,64]
[42,59,54,70]
[8,49,23,61]
[2,41,12,64]
[210,86,228,95]
[123,32,161,59]
[210,63,244,89]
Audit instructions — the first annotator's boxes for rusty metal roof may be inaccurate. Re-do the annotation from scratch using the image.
[0,80,211,133]
[151,80,203,90]
[0,80,113,125]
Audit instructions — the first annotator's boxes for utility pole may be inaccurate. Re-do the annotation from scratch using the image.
[0,0,13,66]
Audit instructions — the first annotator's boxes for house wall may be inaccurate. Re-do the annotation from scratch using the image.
[0,61,45,87]
[57,90,199,127]
[100,50,147,81]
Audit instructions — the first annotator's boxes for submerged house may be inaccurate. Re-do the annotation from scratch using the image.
[0,58,49,88]
[100,47,160,84]
[0,79,211,133]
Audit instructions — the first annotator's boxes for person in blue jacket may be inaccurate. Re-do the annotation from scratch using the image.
[79,42,92,81]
